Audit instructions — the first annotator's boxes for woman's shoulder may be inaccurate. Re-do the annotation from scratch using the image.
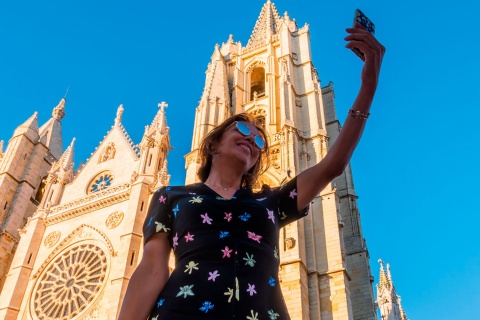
[252,183,278,196]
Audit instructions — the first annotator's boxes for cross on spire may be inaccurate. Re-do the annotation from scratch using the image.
[158,101,168,111]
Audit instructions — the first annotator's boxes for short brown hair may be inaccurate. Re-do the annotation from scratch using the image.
[197,113,269,188]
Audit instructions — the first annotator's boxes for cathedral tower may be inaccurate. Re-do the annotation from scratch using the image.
[0,103,171,320]
[0,98,65,292]
[185,1,376,319]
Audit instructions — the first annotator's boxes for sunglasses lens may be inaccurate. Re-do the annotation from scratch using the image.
[235,121,265,149]
[236,122,251,136]
[254,136,265,149]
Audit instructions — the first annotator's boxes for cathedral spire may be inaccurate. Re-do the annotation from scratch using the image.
[199,44,229,107]
[148,102,169,135]
[14,112,39,141]
[56,137,75,172]
[39,98,65,160]
[378,259,390,290]
[376,260,408,320]
[246,0,282,49]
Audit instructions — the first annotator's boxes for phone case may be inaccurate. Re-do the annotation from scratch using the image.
[354,9,375,35]
[352,9,375,61]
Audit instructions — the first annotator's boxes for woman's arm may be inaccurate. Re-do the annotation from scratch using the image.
[297,23,386,210]
[118,233,171,320]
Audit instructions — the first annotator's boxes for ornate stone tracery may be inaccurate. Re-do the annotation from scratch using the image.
[87,171,114,194]
[43,231,61,248]
[105,211,124,229]
[31,244,107,320]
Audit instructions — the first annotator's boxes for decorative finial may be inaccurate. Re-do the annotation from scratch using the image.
[284,11,289,19]
[115,104,124,125]
[378,259,384,266]
[70,137,76,148]
[228,34,234,43]
[158,101,168,112]
[52,99,66,120]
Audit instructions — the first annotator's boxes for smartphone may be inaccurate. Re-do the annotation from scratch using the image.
[352,9,375,61]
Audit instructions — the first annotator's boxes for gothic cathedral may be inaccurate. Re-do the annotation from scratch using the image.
[0,1,378,319]
[0,101,171,319]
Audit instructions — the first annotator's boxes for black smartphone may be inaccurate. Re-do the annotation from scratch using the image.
[352,9,375,60]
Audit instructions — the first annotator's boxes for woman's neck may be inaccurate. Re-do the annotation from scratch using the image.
[204,167,243,199]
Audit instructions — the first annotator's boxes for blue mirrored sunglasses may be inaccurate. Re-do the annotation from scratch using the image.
[229,121,266,149]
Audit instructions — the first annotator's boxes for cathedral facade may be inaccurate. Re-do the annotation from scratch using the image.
[0,101,171,319]
[0,1,377,319]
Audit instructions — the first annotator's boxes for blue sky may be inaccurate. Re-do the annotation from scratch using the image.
[1,1,479,318]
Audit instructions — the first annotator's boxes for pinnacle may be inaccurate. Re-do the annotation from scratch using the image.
[246,0,282,49]
[52,98,66,120]
[378,259,390,289]
[115,104,124,125]
[148,102,169,135]
[56,137,75,171]
[14,112,39,139]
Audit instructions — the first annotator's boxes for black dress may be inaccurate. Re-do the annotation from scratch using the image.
[143,177,308,320]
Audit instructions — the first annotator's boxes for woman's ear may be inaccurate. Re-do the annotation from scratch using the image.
[208,142,219,155]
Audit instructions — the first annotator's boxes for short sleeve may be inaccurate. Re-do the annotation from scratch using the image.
[143,187,172,244]
[276,177,309,228]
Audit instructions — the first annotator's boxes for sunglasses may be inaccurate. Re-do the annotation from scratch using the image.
[228,121,266,150]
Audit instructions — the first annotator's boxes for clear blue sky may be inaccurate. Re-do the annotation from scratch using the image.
[1,1,479,318]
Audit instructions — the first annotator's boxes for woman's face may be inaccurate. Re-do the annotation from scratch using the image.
[212,121,262,174]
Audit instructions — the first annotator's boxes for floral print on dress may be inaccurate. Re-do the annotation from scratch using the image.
[199,301,214,313]
[142,177,308,319]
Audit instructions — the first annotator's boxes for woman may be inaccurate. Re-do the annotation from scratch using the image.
[119,22,385,319]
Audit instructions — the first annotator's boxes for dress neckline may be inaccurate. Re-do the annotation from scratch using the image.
[198,182,249,200]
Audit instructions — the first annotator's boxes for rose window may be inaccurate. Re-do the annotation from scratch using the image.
[88,172,113,193]
[33,244,107,320]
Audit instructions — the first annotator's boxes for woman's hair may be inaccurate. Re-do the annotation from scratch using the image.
[197,113,270,188]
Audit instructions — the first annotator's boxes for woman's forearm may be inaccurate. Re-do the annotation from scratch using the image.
[119,234,171,320]
[118,261,169,320]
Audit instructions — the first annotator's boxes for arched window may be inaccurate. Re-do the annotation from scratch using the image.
[87,171,114,194]
[250,67,265,100]
[34,176,48,204]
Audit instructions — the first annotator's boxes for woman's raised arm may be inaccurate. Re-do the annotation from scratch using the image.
[296,23,386,211]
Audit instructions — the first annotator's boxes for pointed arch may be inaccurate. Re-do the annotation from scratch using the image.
[87,171,114,194]
[245,60,267,101]
[33,224,115,280]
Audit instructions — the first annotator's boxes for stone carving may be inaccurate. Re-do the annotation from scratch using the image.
[32,244,107,320]
[285,237,296,249]
[49,183,130,215]
[43,231,61,248]
[185,151,199,167]
[270,147,281,170]
[99,142,116,163]
[84,300,101,320]
[105,211,124,229]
